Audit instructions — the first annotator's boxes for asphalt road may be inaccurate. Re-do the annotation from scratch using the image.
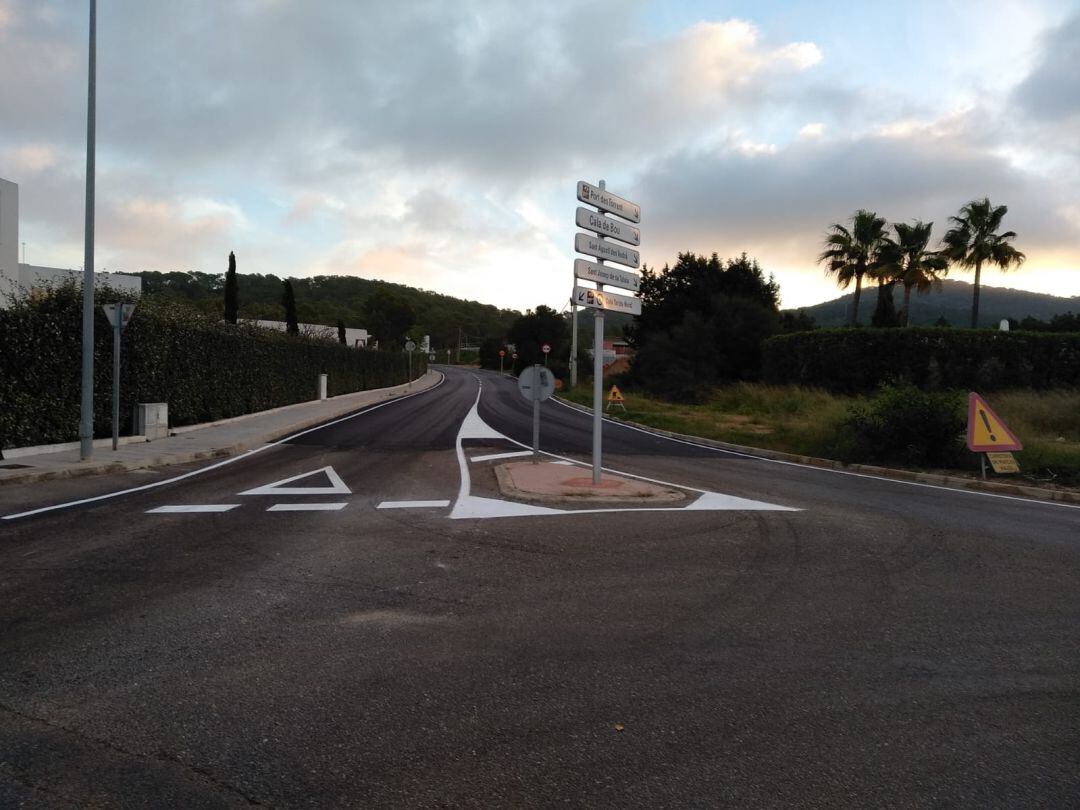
[2,365,1078,807]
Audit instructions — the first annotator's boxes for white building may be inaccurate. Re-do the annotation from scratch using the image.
[0,177,142,307]
[243,319,369,348]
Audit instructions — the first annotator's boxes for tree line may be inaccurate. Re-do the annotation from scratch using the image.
[820,197,1025,329]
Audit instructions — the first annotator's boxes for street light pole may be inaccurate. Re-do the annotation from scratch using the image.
[79,0,97,460]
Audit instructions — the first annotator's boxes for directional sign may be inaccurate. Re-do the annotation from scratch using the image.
[574,233,640,269]
[966,392,1023,452]
[102,303,136,330]
[541,343,551,354]
[985,451,1020,473]
[518,365,556,402]
[574,258,640,293]
[575,207,640,247]
[573,285,642,316]
[577,181,641,223]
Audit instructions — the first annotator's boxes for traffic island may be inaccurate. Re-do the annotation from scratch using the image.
[494,460,686,504]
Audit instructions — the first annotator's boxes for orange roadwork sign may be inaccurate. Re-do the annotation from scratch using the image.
[966,392,1023,452]
[607,385,624,402]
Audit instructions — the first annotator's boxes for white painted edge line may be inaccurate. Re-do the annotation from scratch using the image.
[146,504,240,514]
[548,395,1080,512]
[470,450,533,463]
[267,502,348,512]
[376,500,451,509]
[2,375,446,521]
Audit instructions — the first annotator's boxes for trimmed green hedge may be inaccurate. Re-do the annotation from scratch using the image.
[0,291,425,450]
[762,328,1080,393]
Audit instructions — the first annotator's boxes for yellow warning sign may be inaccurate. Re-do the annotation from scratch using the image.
[605,385,626,412]
[985,451,1020,474]
[966,392,1023,452]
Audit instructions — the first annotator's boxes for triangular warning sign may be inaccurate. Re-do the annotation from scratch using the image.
[239,466,351,496]
[607,385,624,402]
[966,392,1022,452]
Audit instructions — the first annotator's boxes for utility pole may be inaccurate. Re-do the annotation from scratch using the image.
[79,0,97,461]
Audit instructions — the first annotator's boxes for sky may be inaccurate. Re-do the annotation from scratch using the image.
[1,0,1078,313]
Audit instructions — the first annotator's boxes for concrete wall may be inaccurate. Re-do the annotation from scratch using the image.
[0,178,18,304]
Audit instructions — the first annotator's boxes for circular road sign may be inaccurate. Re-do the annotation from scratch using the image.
[498,350,505,357]
[512,353,518,360]
[428,353,435,361]
[541,343,551,354]
[405,340,416,352]
[518,365,556,403]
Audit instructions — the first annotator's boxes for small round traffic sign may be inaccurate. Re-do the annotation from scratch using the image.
[541,343,551,354]
[512,353,518,360]
[405,340,416,352]
[498,350,505,357]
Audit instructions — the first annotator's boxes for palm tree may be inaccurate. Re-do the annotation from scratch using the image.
[942,198,1025,328]
[818,209,889,326]
[881,221,949,327]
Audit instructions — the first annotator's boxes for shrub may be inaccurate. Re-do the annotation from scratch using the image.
[839,385,966,467]
[762,328,1080,393]
[0,285,423,450]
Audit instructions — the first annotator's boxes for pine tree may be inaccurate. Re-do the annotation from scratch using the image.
[223,251,239,324]
[282,280,299,335]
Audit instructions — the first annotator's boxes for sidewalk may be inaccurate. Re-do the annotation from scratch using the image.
[0,370,443,486]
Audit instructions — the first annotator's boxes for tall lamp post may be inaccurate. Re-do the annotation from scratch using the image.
[79,0,97,460]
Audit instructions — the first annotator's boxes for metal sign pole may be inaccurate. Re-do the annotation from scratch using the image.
[79,0,97,461]
[592,180,607,485]
[111,316,121,450]
[532,365,541,464]
[570,300,578,387]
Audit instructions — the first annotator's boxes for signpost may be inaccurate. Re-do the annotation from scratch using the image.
[498,349,505,373]
[573,285,642,316]
[541,342,551,366]
[575,207,640,246]
[966,392,1023,478]
[573,180,642,483]
[518,365,555,463]
[574,258,640,292]
[102,303,135,450]
[574,233,639,269]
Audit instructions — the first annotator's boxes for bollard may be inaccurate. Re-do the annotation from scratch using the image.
[318,374,328,400]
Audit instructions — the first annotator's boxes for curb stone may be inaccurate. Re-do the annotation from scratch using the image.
[554,396,1080,506]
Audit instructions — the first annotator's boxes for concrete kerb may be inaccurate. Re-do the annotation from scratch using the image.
[0,371,443,487]
[554,396,1080,506]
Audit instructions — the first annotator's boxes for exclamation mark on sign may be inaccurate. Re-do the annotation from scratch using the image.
[979,409,996,442]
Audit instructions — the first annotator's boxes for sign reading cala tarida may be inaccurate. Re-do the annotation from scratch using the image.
[573,179,642,482]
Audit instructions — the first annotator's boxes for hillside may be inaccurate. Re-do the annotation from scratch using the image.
[790,279,1080,327]
[138,271,521,351]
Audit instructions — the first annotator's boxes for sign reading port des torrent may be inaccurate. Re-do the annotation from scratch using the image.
[575,207,641,246]
[573,285,642,316]
[574,233,640,268]
[577,181,641,223]
[574,258,640,292]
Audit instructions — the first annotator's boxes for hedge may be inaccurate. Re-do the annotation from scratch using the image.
[0,291,426,450]
[762,327,1080,393]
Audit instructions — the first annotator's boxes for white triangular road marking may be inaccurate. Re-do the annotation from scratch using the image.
[239,466,351,496]
[684,491,797,511]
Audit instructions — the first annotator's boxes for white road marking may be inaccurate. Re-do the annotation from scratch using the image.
[470,450,533,463]
[2,377,446,521]
[548,395,1080,512]
[449,385,796,519]
[376,500,451,509]
[240,465,351,496]
[146,504,240,514]
[267,502,348,512]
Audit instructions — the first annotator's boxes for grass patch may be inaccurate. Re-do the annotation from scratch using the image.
[560,382,1080,488]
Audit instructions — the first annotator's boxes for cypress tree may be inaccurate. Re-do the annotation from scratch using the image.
[337,319,347,345]
[223,251,239,324]
[282,279,299,335]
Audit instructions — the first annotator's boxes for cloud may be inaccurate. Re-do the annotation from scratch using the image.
[1013,13,1080,122]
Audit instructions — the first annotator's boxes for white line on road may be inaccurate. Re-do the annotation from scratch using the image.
[267,502,349,512]
[3,375,446,521]
[146,504,240,513]
[470,450,533,463]
[376,500,451,509]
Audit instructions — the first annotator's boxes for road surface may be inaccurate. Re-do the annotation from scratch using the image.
[2,366,1078,807]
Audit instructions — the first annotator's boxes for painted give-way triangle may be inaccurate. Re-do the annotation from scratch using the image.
[239,466,351,496]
